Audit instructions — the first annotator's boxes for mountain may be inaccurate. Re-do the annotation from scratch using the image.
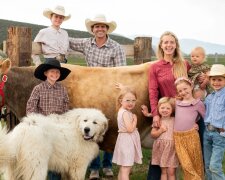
[1,19,224,55]
[128,35,225,55]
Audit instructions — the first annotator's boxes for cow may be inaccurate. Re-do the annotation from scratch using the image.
[1,60,154,152]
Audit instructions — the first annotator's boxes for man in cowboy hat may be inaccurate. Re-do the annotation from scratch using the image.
[32,5,71,66]
[203,64,225,180]
[26,59,71,180]
[69,14,126,67]
[69,14,126,179]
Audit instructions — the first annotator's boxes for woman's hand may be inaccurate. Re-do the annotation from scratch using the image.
[152,115,161,128]
[141,105,152,117]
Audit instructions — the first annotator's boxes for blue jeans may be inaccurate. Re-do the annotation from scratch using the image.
[203,128,225,180]
[89,151,112,170]
[48,171,61,180]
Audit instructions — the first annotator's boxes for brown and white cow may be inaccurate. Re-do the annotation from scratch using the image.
[3,62,154,152]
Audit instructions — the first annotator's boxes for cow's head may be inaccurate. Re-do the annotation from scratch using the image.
[0,58,11,76]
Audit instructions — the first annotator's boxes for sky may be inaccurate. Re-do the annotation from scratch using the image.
[1,0,225,45]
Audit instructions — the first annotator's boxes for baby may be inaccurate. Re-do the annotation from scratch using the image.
[188,46,211,99]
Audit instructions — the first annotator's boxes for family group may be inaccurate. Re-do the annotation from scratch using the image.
[28,4,224,180]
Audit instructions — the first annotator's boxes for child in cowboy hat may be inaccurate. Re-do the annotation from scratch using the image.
[32,5,71,66]
[203,64,225,180]
[69,14,126,179]
[26,59,71,180]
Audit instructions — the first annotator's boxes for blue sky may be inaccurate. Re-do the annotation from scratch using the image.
[1,0,225,45]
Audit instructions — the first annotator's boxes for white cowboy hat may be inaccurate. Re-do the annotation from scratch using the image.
[209,64,225,77]
[85,14,117,35]
[43,5,71,21]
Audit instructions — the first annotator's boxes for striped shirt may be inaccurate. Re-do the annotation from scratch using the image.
[26,81,69,116]
[149,59,190,116]
[34,26,69,58]
[69,37,126,67]
[204,87,225,129]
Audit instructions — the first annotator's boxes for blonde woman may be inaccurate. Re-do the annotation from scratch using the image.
[146,31,190,180]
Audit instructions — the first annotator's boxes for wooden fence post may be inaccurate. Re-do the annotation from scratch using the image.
[6,27,32,67]
[134,37,152,64]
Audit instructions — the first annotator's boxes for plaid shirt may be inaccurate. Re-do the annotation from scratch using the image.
[69,37,126,67]
[26,81,69,116]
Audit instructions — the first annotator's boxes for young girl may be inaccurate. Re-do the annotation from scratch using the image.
[150,97,179,180]
[112,86,142,180]
[174,77,205,180]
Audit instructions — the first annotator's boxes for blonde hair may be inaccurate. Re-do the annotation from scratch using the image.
[117,87,137,110]
[191,46,206,60]
[157,97,175,117]
[157,31,188,79]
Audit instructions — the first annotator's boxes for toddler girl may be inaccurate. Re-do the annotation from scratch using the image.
[150,97,179,180]
[112,86,142,180]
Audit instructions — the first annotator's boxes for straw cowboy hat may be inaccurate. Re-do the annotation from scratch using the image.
[209,64,225,77]
[85,14,117,35]
[34,59,71,81]
[43,5,71,21]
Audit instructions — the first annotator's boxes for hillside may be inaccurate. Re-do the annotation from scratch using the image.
[0,19,134,46]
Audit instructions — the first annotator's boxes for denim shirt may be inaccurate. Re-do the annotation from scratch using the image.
[204,87,225,129]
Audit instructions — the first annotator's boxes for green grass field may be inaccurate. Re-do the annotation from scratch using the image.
[67,55,225,66]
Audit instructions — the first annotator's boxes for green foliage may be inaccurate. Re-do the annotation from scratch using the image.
[0,19,134,46]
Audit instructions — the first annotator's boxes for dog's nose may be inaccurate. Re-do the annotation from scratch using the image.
[84,127,90,133]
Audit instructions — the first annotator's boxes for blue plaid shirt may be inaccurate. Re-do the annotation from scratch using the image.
[204,86,225,129]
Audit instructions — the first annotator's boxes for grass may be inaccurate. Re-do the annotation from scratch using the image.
[67,55,225,66]
[85,149,225,180]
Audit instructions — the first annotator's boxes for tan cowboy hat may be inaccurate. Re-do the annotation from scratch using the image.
[209,64,225,77]
[43,5,71,21]
[85,14,117,35]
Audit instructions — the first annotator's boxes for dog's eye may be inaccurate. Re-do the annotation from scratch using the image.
[93,121,97,124]
[84,120,87,122]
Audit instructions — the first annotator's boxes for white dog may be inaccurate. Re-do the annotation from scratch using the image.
[0,108,108,180]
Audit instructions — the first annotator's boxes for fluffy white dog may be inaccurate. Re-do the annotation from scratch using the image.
[0,108,108,180]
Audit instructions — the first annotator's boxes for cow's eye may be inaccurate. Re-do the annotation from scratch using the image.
[84,120,87,122]
[93,121,97,124]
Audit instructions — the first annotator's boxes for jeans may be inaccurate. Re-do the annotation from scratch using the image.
[89,151,112,170]
[48,171,61,180]
[203,128,225,180]
[45,58,67,64]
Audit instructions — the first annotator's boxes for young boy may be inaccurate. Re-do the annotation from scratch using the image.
[188,46,212,99]
[26,59,71,180]
[203,64,225,180]
[32,5,71,66]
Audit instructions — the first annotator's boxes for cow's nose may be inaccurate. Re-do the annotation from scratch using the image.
[84,127,90,133]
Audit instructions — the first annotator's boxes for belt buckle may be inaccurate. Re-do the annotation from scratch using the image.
[56,55,65,63]
[207,125,216,132]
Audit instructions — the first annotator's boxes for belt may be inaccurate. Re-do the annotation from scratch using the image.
[55,54,67,63]
[206,124,225,133]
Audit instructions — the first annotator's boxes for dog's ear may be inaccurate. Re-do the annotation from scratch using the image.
[102,120,109,135]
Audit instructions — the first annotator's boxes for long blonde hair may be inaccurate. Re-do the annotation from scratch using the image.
[157,31,188,79]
